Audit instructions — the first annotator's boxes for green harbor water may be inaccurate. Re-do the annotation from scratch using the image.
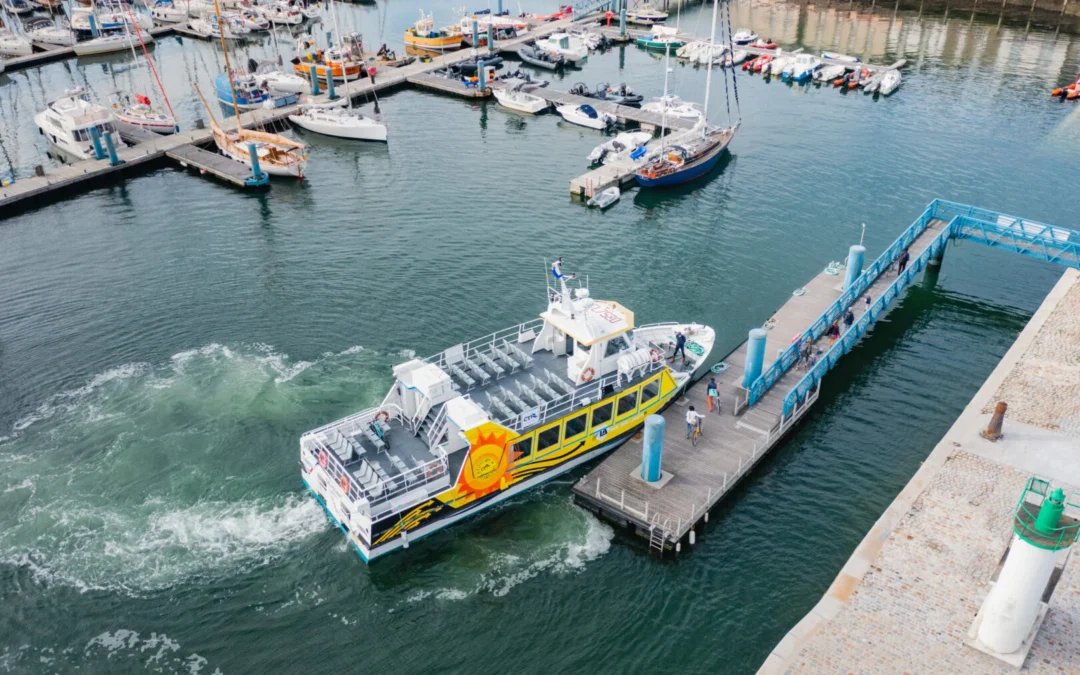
[1,0,1079,671]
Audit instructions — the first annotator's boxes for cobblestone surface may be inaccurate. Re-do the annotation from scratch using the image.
[785,452,1080,674]
[983,278,1080,432]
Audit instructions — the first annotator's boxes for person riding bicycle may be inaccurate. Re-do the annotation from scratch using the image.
[686,406,705,439]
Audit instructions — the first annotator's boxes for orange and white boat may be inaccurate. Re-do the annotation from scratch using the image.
[292,38,363,81]
[403,10,462,52]
[1051,73,1080,100]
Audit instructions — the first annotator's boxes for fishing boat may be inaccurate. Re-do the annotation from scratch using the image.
[787,53,821,82]
[556,103,614,130]
[292,37,363,81]
[25,17,75,49]
[878,69,901,95]
[299,266,716,561]
[517,44,564,70]
[493,84,548,114]
[625,3,667,25]
[33,87,119,162]
[111,93,177,133]
[822,50,859,63]
[636,0,737,188]
[74,29,154,56]
[731,28,756,44]
[2,0,35,15]
[533,32,587,63]
[403,10,462,52]
[587,186,620,208]
[0,19,33,56]
[586,130,651,164]
[814,63,845,83]
[636,25,683,51]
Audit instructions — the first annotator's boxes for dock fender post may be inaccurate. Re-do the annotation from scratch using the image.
[326,30,332,47]
[689,529,696,545]
[308,64,321,96]
[472,19,478,51]
[89,126,106,161]
[498,0,502,13]
[103,130,123,166]
[88,13,99,38]
[842,244,866,291]
[246,142,267,185]
[742,328,768,389]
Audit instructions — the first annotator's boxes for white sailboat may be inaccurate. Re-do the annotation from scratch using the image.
[25,17,75,49]
[112,22,177,134]
[0,18,34,56]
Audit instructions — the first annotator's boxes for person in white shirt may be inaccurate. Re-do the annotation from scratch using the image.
[686,406,705,438]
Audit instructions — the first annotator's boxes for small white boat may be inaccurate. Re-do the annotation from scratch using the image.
[587,130,651,164]
[0,23,34,56]
[240,8,269,31]
[34,87,119,162]
[2,0,35,15]
[533,32,587,64]
[822,50,860,63]
[70,7,155,33]
[625,3,667,25]
[493,85,548,114]
[787,54,821,81]
[766,54,793,77]
[74,30,154,56]
[25,18,75,49]
[732,28,757,45]
[862,71,885,94]
[814,63,845,82]
[692,42,727,65]
[188,14,249,39]
[556,103,614,130]
[150,0,189,23]
[250,59,308,94]
[878,69,901,95]
[111,92,176,134]
[587,186,620,209]
[723,49,747,67]
[641,94,704,128]
[288,105,387,142]
[256,2,302,24]
[675,40,705,60]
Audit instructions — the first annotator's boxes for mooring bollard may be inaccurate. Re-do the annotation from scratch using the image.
[89,126,106,161]
[487,23,494,53]
[981,401,1008,441]
[308,64,321,96]
[843,244,866,291]
[472,19,479,50]
[641,414,665,482]
[742,328,768,388]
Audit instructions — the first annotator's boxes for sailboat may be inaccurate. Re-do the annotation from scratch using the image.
[636,0,737,188]
[287,0,387,142]
[112,14,177,135]
[197,0,307,178]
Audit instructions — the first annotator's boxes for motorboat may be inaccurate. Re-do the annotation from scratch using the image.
[494,69,547,88]
[215,71,297,109]
[641,94,703,125]
[745,54,771,72]
[878,68,901,95]
[517,44,564,70]
[70,6,154,34]
[587,186,620,209]
[249,58,308,94]
[692,42,727,65]
[293,37,363,81]
[451,54,504,76]
[73,30,154,56]
[586,130,651,164]
[288,104,387,141]
[636,25,683,51]
[626,3,667,25]
[0,21,33,56]
[765,53,793,77]
[862,71,885,94]
[787,54,821,82]
[299,265,716,562]
[822,50,860,63]
[150,0,189,23]
[533,32,587,64]
[675,40,705,60]
[239,8,270,31]
[556,103,614,130]
[749,38,777,49]
[814,63,845,83]
[731,28,757,44]
[492,84,548,114]
[33,87,119,162]
[568,81,642,106]
[2,0,35,15]
[404,11,462,52]
[188,14,250,40]
[111,92,177,134]
[195,83,307,178]
[25,18,75,49]
[254,2,301,24]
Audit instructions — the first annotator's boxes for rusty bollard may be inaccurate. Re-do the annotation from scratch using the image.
[981,401,1008,441]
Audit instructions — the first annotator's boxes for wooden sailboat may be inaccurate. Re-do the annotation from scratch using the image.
[196,0,307,178]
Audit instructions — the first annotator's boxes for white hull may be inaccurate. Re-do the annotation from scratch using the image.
[74,32,154,56]
[288,112,387,141]
[878,70,901,95]
[0,35,34,57]
[27,27,75,49]
[151,8,189,23]
[221,144,303,176]
[557,105,613,130]
[493,87,548,114]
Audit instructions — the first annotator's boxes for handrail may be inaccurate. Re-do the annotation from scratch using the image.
[951,214,1080,269]
[426,402,449,448]
[422,318,545,370]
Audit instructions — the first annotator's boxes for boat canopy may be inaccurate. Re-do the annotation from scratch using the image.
[580,104,598,118]
[540,297,634,347]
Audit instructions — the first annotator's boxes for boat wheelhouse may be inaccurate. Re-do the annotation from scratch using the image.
[300,269,715,561]
[33,88,119,162]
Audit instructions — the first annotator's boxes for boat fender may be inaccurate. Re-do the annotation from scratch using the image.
[581,367,595,383]
[649,348,662,363]
[339,475,350,493]
[318,450,329,468]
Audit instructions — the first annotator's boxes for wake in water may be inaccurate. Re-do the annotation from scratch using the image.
[0,343,400,594]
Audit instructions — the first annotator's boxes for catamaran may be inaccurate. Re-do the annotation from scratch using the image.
[300,267,715,561]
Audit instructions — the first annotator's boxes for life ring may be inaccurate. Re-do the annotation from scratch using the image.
[581,367,595,383]
[649,348,662,363]
[339,475,350,493]
[425,462,441,479]
[318,450,328,468]
[375,410,390,424]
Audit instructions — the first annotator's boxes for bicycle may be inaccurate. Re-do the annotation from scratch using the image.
[691,420,703,446]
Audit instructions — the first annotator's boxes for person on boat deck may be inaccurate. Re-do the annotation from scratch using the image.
[671,331,687,363]
[686,406,705,438]
[551,256,575,282]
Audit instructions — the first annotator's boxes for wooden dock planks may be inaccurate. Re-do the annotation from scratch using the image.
[571,220,948,552]
[165,144,260,187]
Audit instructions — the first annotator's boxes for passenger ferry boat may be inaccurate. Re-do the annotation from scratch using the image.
[300,268,716,561]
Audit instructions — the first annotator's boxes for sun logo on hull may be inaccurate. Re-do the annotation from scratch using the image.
[459,425,514,498]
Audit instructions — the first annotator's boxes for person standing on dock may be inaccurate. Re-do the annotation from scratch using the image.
[827,321,841,344]
[686,406,704,438]
[843,309,855,331]
[706,378,720,413]
[671,331,687,363]
[897,248,911,275]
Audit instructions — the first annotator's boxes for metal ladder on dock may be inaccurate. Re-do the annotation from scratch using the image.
[648,520,668,554]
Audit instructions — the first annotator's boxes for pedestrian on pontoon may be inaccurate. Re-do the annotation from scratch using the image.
[897,248,911,274]
[706,378,720,413]
[671,331,687,363]
[843,309,855,330]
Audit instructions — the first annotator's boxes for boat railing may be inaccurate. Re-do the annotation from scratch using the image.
[422,318,545,369]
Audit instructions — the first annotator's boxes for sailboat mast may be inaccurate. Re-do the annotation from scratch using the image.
[329,0,350,109]
[701,0,720,137]
[659,43,670,151]
[212,0,243,133]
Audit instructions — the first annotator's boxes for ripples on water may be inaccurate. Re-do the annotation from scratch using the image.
[0,0,1078,672]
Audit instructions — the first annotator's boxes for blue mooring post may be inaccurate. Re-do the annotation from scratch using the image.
[620,0,627,35]
[308,64,321,96]
[246,142,267,186]
[641,415,665,482]
[742,328,768,389]
[103,130,122,166]
[88,13,99,38]
[487,23,494,53]
[478,59,486,94]
[89,126,105,160]
[472,19,479,49]
[326,71,336,100]
[326,31,333,47]
[843,245,866,291]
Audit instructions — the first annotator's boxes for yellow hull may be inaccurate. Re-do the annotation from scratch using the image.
[403,30,462,52]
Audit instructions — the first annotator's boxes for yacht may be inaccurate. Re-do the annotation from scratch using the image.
[533,32,587,64]
[25,17,75,49]
[150,0,189,23]
[73,29,154,56]
[34,88,119,162]
[300,268,715,561]
[0,20,34,56]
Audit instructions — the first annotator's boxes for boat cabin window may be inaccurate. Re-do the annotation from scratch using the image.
[617,390,638,417]
[564,412,587,440]
[604,335,630,358]
[73,129,89,142]
[640,379,660,407]
[591,402,613,429]
[558,36,569,48]
[511,437,533,460]
[537,425,561,453]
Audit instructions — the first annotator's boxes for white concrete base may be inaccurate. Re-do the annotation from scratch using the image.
[632,464,674,489]
[966,585,1049,668]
